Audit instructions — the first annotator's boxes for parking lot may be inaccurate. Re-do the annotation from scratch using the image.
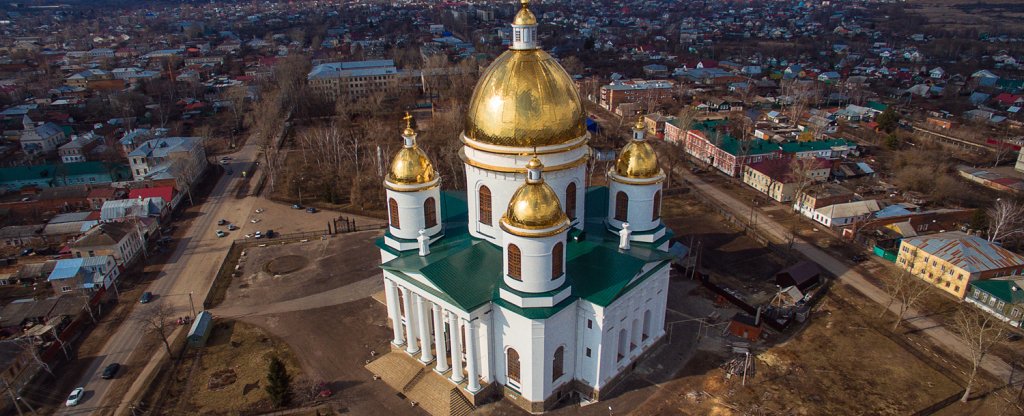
[208,200,385,242]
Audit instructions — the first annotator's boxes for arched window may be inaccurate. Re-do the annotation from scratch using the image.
[642,310,652,341]
[397,289,405,318]
[565,182,577,219]
[630,319,640,350]
[614,191,628,221]
[508,244,522,280]
[551,242,563,280]
[479,186,492,225]
[424,197,437,228]
[653,190,662,220]
[552,346,564,381]
[617,329,628,362]
[507,348,521,384]
[388,198,400,228]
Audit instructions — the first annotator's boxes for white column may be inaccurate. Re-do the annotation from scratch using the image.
[432,304,449,373]
[400,287,419,355]
[384,279,405,346]
[464,318,481,392]
[417,296,434,363]
[449,313,465,383]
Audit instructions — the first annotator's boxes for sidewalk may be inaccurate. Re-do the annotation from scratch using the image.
[680,170,1016,384]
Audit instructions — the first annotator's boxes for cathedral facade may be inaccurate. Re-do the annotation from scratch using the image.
[377,1,674,412]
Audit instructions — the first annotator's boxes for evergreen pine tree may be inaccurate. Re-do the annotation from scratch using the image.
[265,355,292,407]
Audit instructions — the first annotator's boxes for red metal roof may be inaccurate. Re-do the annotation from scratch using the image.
[128,186,175,203]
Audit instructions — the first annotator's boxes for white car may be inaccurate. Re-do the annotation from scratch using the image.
[250,218,261,224]
[254,231,263,239]
[66,387,84,406]
[254,208,265,214]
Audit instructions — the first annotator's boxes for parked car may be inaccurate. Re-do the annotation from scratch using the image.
[216,230,227,238]
[254,231,263,239]
[227,224,238,231]
[140,292,153,303]
[851,254,867,263]
[255,208,265,214]
[101,363,120,379]
[306,207,317,213]
[250,218,261,224]
[291,204,302,209]
[217,219,228,226]
[20,248,33,256]
[66,387,84,406]
[266,229,275,238]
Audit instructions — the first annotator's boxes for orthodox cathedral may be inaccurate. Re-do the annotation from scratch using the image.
[377,1,674,412]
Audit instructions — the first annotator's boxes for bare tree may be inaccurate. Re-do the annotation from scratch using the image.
[786,157,822,205]
[136,302,177,357]
[987,199,1024,243]
[952,305,1007,402]
[879,250,932,330]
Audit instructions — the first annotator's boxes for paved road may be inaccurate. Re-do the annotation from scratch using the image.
[56,146,261,415]
[681,170,1017,384]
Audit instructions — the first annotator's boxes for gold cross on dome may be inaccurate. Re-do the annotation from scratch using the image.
[403,111,413,128]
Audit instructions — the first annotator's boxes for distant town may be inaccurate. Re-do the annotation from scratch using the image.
[0,0,1022,415]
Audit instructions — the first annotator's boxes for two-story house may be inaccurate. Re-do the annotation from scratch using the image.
[742,157,830,203]
[69,222,144,266]
[897,231,1024,299]
[127,137,207,188]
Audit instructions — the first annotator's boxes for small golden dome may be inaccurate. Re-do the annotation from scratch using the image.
[634,116,646,131]
[614,140,661,178]
[387,147,436,185]
[513,1,537,26]
[503,181,568,230]
[464,49,585,148]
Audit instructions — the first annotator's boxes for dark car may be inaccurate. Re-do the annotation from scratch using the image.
[851,254,868,263]
[101,363,120,379]
[217,219,228,226]
[266,229,275,238]
[305,207,317,213]
[140,292,153,304]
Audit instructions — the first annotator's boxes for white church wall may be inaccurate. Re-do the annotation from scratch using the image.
[386,187,442,240]
[606,180,662,232]
[574,301,606,390]
[540,304,578,398]
[466,163,588,244]
[503,232,566,293]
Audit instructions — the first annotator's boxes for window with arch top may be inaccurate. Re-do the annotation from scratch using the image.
[508,244,522,280]
[552,242,563,280]
[653,190,662,220]
[507,348,521,384]
[565,182,577,219]
[424,197,437,228]
[552,346,564,381]
[479,186,492,225]
[388,198,400,228]
[614,191,628,221]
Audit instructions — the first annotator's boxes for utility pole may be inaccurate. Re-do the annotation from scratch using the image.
[16,397,37,415]
[1,378,24,416]
[188,291,196,318]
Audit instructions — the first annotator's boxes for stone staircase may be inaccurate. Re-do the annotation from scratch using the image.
[449,388,476,416]
[402,368,426,392]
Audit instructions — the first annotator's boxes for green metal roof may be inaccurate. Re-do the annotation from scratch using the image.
[691,120,780,156]
[0,162,129,183]
[970,279,1024,305]
[379,187,676,314]
[779,139,854,153]
[866,101,888,112]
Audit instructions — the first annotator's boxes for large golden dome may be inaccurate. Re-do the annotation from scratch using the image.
[464,49,586,148]
[614,140,661,178]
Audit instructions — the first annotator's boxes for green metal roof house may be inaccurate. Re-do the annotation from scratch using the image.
[966,279,1024,328]
[0,162,131,192]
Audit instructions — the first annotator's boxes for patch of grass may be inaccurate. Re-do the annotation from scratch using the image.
[187,320,304,414]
